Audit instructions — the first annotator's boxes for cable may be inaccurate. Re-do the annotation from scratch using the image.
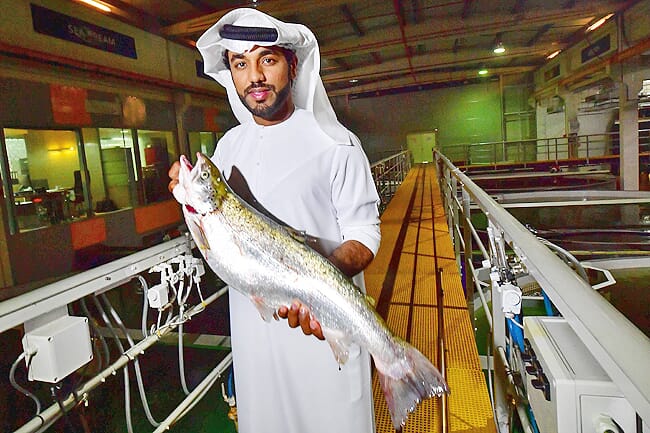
[100,294,161,427]
[91,296,134,433]
[10,352,42,415]
[138,275,150,338]
[80,298,110,368]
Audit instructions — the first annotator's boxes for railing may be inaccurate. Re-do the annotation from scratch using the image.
[434,150,650,432]
[370,150,412,213]
[442,129,650,167]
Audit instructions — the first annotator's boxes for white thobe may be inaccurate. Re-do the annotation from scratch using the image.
[212,108,380,433]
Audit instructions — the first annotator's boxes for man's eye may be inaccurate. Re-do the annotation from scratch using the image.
[262,57,276,65]
[234,61,246,69]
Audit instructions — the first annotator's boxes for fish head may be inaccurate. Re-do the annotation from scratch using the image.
[179,152,228,215]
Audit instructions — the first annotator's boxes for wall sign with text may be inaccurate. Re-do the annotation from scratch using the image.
[31,3,137,59]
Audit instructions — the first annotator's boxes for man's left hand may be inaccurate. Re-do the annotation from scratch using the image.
[277,302,325,340]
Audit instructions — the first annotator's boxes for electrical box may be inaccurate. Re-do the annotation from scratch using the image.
[22,315,93,383]
[523,316,646,433]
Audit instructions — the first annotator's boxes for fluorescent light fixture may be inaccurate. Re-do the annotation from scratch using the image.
[547,50,561,60]
[493,42,506,54]
[349,79,359,83]
[78,0,112,12]
[586,13,614,32]
[478,68,489,76]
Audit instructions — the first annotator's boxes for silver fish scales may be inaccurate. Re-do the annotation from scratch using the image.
[179,153,449,429]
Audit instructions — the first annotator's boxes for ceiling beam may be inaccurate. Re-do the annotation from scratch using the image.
[526,23,553,46]
[340,4,364,36]
[461,0,476,19]
[322,43,558,84]
[511,0,526,16]
[327,66,536,96]
[320,0,623,59]
[162,0,362,36]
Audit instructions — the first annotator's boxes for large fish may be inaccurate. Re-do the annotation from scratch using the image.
[178,152,449,429]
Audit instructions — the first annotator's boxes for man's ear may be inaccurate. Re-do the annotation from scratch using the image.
[289,56,298,81]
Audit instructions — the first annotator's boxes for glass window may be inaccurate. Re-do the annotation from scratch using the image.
[188,131,219,163]
[93,128,138,211]
[4,128,82,231]
[137,130,177,204]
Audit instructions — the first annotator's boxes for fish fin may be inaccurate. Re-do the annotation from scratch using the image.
[250,296,278,322]
[186,216,210,250]
[286,227,307,244]
[376,343,450,430]
[321,328,351,366]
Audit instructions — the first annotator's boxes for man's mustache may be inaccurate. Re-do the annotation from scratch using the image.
[245,83,275,94]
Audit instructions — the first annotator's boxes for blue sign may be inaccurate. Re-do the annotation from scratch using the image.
[581,35,611,64]
[31,4,137,59]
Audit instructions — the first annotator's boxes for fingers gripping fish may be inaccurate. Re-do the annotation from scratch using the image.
[178,153,450,429]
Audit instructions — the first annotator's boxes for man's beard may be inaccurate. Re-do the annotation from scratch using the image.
[238,82,292,121]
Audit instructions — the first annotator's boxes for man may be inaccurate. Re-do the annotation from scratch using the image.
[169,8,380,433]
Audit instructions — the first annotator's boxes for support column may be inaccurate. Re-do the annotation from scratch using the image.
[618,68,643,190]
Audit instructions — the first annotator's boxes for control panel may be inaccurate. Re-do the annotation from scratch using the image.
[522,316,646,433]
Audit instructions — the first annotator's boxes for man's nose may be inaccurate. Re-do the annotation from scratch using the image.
[248,64,265,83]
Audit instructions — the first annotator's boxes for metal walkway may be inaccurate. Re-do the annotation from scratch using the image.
[364,163,496,433]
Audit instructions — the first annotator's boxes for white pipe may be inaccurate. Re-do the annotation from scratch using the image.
[152,352,233,433]
[13,286,229,433]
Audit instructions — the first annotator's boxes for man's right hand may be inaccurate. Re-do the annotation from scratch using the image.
[168,161,181,193]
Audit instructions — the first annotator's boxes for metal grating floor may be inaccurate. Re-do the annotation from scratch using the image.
[365,164,496,433]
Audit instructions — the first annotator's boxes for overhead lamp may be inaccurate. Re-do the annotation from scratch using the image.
[478,68,489,76]
[78,0,112,12]
[546,50,561,60]
[586,13,614,32]
[493,42,506,54]
[349,79,359,84]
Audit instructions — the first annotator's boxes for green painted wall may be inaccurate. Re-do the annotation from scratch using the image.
[332,80,503,163]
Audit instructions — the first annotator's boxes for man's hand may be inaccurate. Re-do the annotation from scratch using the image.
[168,161,181,193]
[277,301,324,340]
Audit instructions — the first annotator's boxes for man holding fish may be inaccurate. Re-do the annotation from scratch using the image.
[169,8,383,433]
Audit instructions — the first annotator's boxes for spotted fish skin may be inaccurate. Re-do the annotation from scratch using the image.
[179,152,449,429]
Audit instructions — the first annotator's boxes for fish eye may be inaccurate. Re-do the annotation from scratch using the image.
[200,170,210,180]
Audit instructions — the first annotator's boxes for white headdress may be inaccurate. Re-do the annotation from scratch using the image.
[196,8,350,143]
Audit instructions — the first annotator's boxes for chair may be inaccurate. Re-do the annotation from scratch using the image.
[71,170,85,217]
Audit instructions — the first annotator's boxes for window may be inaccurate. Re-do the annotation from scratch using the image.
[90,128,138,211]
[188,131,219,163]
[137,130,177,204]
[3,128,83,231]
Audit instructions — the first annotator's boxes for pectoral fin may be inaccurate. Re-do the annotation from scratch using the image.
[250,296,278,322]
[186,216,210,250]
[322,328,352,366]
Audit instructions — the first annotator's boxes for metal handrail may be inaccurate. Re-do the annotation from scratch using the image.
[434,150,650,425]
[370,150,412,213]
[441,129,650,167]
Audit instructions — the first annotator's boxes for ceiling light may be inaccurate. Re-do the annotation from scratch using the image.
[349,79,359,83]
[493,42,506,54]
[78,0,112,12]
[586,13,614,32]
[478,68,489,76]
[546,50,561,60]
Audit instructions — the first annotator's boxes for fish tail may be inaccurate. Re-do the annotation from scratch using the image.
[377,344,449,430]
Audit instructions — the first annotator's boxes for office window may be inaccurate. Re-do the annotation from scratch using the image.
[137,130,176,204]
[188,131,219,163]
[89,128,139,211]
[3,128,82,231]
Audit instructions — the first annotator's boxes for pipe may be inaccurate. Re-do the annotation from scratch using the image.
[13,286,229,433]
[152,353,233,433]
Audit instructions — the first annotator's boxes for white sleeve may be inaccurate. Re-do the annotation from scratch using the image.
[330,144,381,256]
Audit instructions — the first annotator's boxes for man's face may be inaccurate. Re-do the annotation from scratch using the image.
[228,45,296,126]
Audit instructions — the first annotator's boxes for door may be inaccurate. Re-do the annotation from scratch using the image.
[407,131,437,163]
